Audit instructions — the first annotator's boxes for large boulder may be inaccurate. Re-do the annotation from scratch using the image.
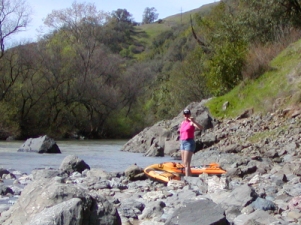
[121,101,215,155]
[0,176,121,225]
[18,135,61,153]
[59,155,90,175]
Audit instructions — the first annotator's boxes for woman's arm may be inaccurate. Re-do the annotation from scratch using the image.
[189,117,203,130]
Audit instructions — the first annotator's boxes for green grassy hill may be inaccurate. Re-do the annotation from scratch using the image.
[135,2,218,45]
[206,39,301,119]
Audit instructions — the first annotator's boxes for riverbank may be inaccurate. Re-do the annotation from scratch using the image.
[1,108,301,224]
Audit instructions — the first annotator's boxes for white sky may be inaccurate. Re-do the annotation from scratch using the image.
[10,0,218,43]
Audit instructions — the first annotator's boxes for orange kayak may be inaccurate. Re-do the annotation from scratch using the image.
[155,162,226,176]
[144,166,181,183]
[144,162,226,183]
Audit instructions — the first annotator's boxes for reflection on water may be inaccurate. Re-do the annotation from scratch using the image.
[0,140,175,174]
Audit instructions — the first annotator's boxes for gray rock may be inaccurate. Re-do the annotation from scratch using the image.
[138,201,166,220]
[144,143,164,157]
[250,197,276,211]
[233,209,277,225]
[0,177,121,225]
[165,198,229,225]
[121,102,214,156]
[18,135,61,153]
[31,168,61,180]
[0,168,10,178]
[124,164,146,181]
[164,140,179,156]
[25,198,83,225]
[59,155,90,175]
[119,199,145,219]
[0,204,10,214]
[222,184,257,209]
[0,184,13,195]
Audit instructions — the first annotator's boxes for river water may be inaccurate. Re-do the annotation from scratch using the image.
[0,140,175,174]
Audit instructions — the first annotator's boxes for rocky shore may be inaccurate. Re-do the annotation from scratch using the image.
[1,102,301,224]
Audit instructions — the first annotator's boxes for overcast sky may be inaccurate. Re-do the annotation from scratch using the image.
[10,0,218,43]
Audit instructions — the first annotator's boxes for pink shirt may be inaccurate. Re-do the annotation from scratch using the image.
[180,120,195,140]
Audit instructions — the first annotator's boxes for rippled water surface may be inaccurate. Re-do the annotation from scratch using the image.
[0,140,174,174]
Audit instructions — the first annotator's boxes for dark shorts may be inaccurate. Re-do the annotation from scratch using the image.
[180,139,196,152]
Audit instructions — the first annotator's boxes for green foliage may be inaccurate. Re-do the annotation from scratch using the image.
[119,47,133,58]
[192,2,249,96]
[166,48,210,108]
[206,40,247,95]
[234,1,280,43]
[101,18,136,53]
[111,9,134,23]
[206,38,301,119]
[0,101,20,136]
[152,30,174,49]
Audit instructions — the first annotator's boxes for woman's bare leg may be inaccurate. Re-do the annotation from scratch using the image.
[182,150,193,176]
[181,150,184,165]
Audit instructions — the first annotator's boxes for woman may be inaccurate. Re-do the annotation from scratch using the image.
[179,108,202,176]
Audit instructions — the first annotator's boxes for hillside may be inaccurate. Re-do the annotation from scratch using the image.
[2,0,301,140]
[135,2,218,45]
[206,39,301,119]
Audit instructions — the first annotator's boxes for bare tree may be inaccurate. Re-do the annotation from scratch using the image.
[0,0,31,57]
[44,1,106,41]
[44,2,108,81]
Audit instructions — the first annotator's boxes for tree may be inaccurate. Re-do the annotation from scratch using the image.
[0,43,44,138]
[44,2,107,81]
[111,8,133,23]
[103,9,136,53]
[0,0,32,57]
[142,7,159,24]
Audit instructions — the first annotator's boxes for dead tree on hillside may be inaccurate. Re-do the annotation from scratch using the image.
[190,15,210,54]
